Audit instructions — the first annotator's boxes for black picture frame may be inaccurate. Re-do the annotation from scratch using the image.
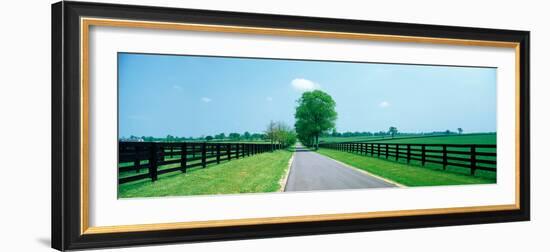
[52,1,530,251]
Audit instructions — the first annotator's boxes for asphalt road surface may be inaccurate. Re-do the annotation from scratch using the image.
[284,144,396,192]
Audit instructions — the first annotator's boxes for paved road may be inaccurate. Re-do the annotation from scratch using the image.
[284,145,396,192]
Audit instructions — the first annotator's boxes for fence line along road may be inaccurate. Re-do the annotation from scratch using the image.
[119,142,284,184]
[318,142,496,176]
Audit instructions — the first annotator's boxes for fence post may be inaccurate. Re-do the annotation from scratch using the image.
[227,143,231,161]
[407,144,411,164]
[442,145,447,170]
[149,142,158,182]
[201,142,207,168]
[170,146,174,158]
[216,143,221,164]
[134,146,141,173]
[236,143,240,159]
[470,145,477,175]
[395,144,399,161]
[377,144,380,157]
[181,142,187,173]
[160,145,165,162]
[385,144,389,159]
[421,145,426,166]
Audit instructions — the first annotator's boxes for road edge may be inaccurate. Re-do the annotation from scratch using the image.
[279,152,295,192]
[327,156,407,188]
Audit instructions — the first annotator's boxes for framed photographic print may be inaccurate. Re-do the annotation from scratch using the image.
[52,1,530,250]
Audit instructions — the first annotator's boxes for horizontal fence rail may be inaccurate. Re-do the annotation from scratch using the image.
[119,142,284,184]
[318,142,496,175]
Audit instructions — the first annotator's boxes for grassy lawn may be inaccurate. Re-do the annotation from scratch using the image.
[119,150,293,198]
[316,148,495,187]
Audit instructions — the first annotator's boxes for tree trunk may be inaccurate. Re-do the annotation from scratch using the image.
[315,134,319,150]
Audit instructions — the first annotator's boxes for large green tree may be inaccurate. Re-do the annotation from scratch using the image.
[294,90,337,150]
[388,126,398,138]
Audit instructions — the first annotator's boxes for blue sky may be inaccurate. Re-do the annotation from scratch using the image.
[118,53,496,138]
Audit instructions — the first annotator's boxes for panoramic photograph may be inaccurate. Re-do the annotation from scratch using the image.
[117,52,497,198]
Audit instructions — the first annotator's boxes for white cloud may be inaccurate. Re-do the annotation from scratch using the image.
[173,84,183,91]
[291,78,320,91]
[266,97,273,102]
[201,97,212,103]
[379,101,390,108]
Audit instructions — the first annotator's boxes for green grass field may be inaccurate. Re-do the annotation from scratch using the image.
[369,133,496,144]
[320,133,496,144]
[316,148,495,186]
[118,150,293,198]
[319,135,398,143]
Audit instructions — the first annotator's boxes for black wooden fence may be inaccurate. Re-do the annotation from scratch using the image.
[119,142,283,184]
[318,142,496,175]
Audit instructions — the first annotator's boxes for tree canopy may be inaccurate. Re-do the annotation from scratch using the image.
[294,90,337,149]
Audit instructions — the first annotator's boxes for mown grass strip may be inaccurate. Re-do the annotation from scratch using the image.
[118,150,293,198]
[316,148,495,187]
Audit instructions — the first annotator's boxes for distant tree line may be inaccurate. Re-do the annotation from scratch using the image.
[120,120,298,147]
[120,131,268,143]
